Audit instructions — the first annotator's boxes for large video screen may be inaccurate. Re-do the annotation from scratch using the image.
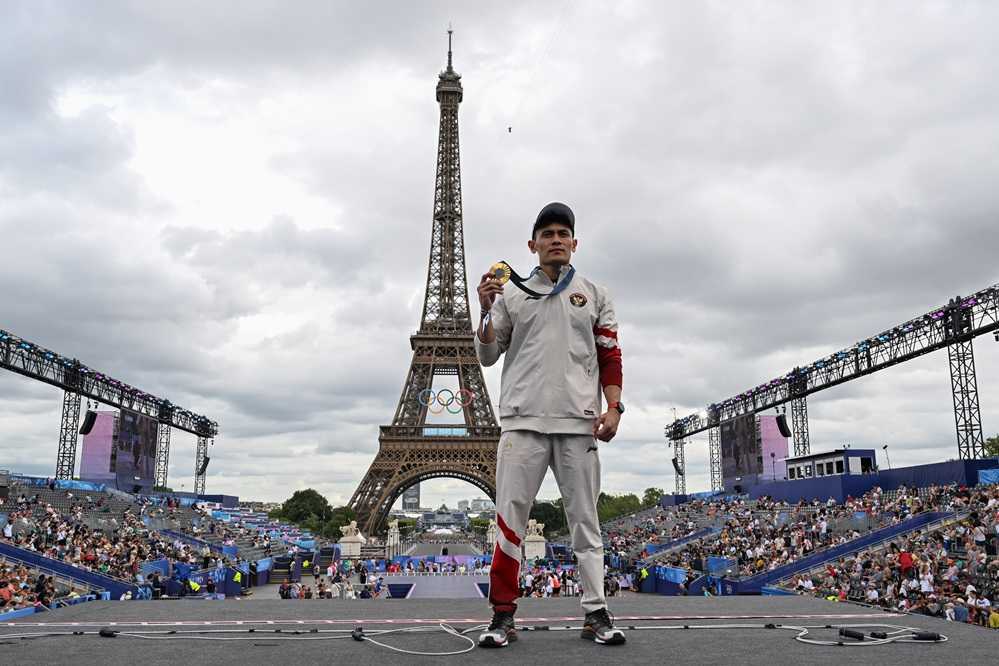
[721,413,762,484]
[115,409,158,492]
[79,411,116,482]
[758,415,789,481]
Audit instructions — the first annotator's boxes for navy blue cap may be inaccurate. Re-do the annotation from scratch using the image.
[533,202,575,237]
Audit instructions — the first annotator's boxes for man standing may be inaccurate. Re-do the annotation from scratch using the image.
[475,203,626,648]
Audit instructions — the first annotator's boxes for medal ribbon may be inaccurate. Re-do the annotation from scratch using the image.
[481,263,576,335]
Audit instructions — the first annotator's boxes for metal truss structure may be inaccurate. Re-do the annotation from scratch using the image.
[56,390,82,479]
[667,284,999,461]
[1,328,217,485]
[790,396,810,456]
[948,301,985,459]
[708,426,722,492]
[195,436,211,496]
[155,422,172,489]
[674,437,687,495]
[348,33,500,535]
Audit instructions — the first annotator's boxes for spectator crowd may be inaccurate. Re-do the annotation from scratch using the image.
[786,483,999,628]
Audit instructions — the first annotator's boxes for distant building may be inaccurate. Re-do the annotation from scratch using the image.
[402,484,420,511]
[418,509,469,530]
[457,500,469,511]
[471,498,495,512]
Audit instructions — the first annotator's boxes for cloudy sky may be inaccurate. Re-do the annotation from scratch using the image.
[3,1,999,511]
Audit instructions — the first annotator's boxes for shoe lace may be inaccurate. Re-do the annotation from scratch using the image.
[489,611,514,630]
[590,607,614,627]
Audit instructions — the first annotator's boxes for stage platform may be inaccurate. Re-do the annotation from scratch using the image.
[1,594,994,665]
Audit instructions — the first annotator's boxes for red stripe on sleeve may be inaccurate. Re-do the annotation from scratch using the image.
[593,325,618,340]
[597,345,622,388]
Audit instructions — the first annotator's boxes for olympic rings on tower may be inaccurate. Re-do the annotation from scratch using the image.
[416,388,478,412]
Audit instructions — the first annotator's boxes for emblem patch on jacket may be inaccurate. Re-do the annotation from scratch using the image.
[569,292,587,307]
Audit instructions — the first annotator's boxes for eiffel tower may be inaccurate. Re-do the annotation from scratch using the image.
[347,32,500,536]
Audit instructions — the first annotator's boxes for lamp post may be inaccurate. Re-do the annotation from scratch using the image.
[882,444,891,470]
[770,452,777,481]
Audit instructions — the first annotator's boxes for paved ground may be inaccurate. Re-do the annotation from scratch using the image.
[1,595,994,665]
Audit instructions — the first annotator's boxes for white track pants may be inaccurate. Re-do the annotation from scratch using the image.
[489,430,606,614]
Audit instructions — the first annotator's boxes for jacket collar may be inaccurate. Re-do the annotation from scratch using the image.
[530,263,573,285]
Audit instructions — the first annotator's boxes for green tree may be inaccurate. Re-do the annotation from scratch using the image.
[530,500,567,536]
[986,434,999,457]
[469,516,492,536]
[315,506,357,540]
[642,487,664,508]
[277,489,332,525]
[596,492,642,523]
[395,518,417,537]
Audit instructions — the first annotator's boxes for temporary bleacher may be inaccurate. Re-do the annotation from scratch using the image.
[727,510,957,594]
[0,539,139,599]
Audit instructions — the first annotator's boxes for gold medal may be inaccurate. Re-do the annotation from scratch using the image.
[490,261,512,285]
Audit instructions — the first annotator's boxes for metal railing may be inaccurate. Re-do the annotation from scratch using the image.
[0,551,107,598]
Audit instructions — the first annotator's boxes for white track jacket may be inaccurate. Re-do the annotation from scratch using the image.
[475,264,622,435]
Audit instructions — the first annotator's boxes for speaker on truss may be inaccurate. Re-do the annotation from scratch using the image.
[776,413,792,438]
[198,456,211,476]
[671,457,683,475]
[79,410,98,435]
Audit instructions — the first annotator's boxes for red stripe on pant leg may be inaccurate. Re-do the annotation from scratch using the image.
[496,513,522,547]
[489,542,520,612]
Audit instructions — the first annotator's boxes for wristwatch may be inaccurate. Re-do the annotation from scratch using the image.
[609,401,625,414]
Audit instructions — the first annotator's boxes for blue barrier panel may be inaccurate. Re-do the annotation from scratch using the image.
[56,594,98,608]
[979,468,999,485]
[181,566,241,596]
[687,574,709,596]
[706,556,737,575]
[10,475,106,492]
[761,586,795,596]
[140,559,171,578]
[0,607,37,620]
[256,557,273,572]
[173,563,196,580]
[656,566,687,584]
[656,580,686,595]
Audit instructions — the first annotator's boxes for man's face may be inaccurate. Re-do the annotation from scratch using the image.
[529,223,576,265]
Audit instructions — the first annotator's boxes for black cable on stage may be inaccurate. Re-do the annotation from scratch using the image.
[0,621,948,654]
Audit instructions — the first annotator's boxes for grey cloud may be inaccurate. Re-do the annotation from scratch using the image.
[4,2,999,507]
